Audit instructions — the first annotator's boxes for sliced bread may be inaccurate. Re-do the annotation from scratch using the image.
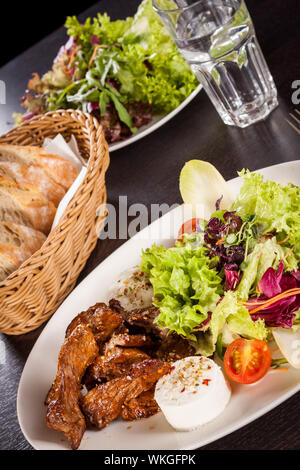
[0,247,21,281]
[0,174,56,235]
[0,160,66,206]
[0,222,47,281]
[0,243,32,281]
[0,221,46,253]
[0,143,78,190]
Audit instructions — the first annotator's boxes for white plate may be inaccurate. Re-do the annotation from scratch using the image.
[17,160,300,450]
[109,85,202,152]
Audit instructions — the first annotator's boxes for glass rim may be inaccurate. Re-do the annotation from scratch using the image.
[152,0,205,14]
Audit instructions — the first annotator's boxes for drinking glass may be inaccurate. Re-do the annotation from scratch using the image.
[153,0,278,127]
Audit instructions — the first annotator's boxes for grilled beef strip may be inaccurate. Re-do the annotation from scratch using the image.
[65,302,123,345]
[103,333,154,352]
[84,332,154,388]
[81,359,171,429]
[46,302,124,405]
[154,333,196,362]
[121,387,160,421]
[126,306,168,339]
[45,324,99,450]
[84,346,150,389]
[108,298,127,318]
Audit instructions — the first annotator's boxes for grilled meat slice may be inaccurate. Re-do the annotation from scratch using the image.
[103,333,153,353]
[84,346,150,389]
[65,302,123,345]
[45,324,98,450]
[81,359,171,429]
[126,306,168,339]
[154,333,196,362]
[121,387,160,421]
[108,298,127,319]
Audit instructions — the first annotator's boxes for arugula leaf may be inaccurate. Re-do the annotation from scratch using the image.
[99,91,110,116]
[106,90,137,133]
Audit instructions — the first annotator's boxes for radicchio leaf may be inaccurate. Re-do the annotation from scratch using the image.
[91,34,100,45]
[224,267,241,291]
[249,262,300,328]
[223,211,243,233]
[250,295,298,328]
[291,269,300,282]
[258,261,284,298]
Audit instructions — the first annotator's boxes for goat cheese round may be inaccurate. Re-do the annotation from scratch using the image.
[155,356,231,431]
[108,266,153,311]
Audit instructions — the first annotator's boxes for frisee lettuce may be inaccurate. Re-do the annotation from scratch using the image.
[232,170,300,261]
[59,0,198,115]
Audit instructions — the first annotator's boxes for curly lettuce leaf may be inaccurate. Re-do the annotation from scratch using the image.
[232,170,300,261]
[140,236,223,340]
[63,0,198,115]
[65,13,133,48]
[23,0,198,130]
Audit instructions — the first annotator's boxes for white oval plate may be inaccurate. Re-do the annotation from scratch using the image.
[109,85,202,153]
[17,160,300,450]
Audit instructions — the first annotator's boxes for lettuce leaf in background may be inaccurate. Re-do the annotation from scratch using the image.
[232,170,300,261]
[65,14,134,48]
[62,0,198,114]
[20,0,198,134]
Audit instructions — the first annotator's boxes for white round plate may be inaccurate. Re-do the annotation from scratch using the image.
[17,160,300,450]
[109,84,202,152]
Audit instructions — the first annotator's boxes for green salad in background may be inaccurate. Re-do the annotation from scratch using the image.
[16,0,198,143]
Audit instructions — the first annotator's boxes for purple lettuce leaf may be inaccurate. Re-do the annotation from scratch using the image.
[291,269,300,282]
[258,261,284,298]
[249,262,300,328]
[91,34,100,45]
[224,267,241,291]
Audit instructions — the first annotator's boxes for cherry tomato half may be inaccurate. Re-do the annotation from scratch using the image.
[177,218,201,242]
[224,338,271,384]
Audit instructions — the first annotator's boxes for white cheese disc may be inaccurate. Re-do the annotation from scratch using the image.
[155,356,231,431]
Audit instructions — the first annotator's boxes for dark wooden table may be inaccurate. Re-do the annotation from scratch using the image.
[0,0,299,451]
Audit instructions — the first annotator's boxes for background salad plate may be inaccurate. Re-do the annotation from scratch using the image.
[17,160,300,450]
[109,85,202,153]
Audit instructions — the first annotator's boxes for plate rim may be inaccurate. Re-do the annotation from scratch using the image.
[17,159,300,450]
[108,84,202,153]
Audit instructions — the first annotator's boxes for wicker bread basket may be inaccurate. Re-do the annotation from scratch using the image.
[0,109,110,335]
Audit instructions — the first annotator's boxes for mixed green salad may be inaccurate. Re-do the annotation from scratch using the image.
[140,161,300,378]
[16,0,198,143]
